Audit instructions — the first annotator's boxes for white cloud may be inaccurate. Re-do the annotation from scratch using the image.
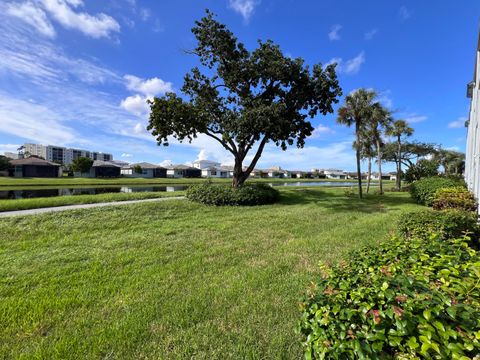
[40,0,120,38]
[377,90,393,108]
[257,141,356,171]
[121,153,133,157]
[404,114,428,124]
[399,6,411,20]
[139,7,151,21]
[0,94,76,145]
[229,0,258,22]
[124,75,173,96]
[311,124,335,138]
[7,0,121,39]
[6,1,56,38]
[364,28,378,40]
[344,52,365,74]
[120,95,150,116]
[159,159,173,167]
[448,117,467,129]
[328,52,365,75]
[197,149,209,161]
[0,144,22,154]
[328,24,342,41]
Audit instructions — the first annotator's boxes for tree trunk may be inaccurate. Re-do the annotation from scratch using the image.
[377,139,383,195]
[396,135,401,190]
[355,124,363,199]
[366,156,372,194]
[232,157,247,188]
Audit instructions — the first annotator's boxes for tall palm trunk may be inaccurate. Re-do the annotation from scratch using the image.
[355,123,363,199]
[376,138,383,195]
[366,156,372,194]
[396,135,401,190]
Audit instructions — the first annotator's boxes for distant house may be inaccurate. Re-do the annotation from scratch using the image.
[267,166,291,178]
[92,160,121,178]
[346,172,368,180]
[192,159,221,169]
[324,169,347,179]
[201,166,231,178]
[166,165,201,178]
[249,169,268,178]
[121,162,167,178]
[10,157,62,178]
[371,172,397,181]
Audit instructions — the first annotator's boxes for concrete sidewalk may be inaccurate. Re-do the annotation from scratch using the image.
[0,196,185,218]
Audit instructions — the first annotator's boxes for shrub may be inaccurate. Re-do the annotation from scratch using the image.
[298,234,480,359]
[432,186,477,212]
[409,177,464,206]
[397,209,478,241]
[186,182,280,206]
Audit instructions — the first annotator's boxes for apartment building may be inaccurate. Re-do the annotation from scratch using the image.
[23,143,113,166]
[465,31,480,210]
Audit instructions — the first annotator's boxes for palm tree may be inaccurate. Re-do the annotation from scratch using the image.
[354,136,375,193]
[386,120,414,190]
[337,89,377,199]
[369,103,392,195]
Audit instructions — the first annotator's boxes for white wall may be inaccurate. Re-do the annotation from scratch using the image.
[466,48,480,211]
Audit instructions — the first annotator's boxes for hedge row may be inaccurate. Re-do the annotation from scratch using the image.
[409,177,465,206]
[186,182,280,206]
[298,232,480,359]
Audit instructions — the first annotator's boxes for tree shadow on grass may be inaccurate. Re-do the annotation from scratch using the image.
[279,188,417,214]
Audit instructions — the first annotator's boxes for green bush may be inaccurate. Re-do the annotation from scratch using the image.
[409,177,464,206]
[397,209,478,241]
[432,187,477,212]
[298,234,480,359]
[186,182,280,206]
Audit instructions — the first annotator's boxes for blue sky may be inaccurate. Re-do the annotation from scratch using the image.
[0,0,478,171]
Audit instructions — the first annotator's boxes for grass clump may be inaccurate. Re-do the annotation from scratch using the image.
[186,182,280,206]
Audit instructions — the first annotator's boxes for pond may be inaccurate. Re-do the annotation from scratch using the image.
[0,181,369,200]
[269,181,362,187]
[0,185,188,200]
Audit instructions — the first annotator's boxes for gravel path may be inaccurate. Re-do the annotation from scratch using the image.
[0,196,186,218]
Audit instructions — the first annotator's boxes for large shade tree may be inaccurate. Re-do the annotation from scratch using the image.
[147,11,342,187]
[336,89,378,199]
[385,120,414,190]
[383,141,437,175]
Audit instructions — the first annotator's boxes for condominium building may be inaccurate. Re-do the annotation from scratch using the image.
[465,31,480,211]
[23,143,113,166]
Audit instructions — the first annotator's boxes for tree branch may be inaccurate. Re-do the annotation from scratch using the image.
[204,131,236,155]
[244,136,269,175]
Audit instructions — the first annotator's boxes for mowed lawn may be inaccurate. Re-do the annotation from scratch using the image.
[0,188,421,359]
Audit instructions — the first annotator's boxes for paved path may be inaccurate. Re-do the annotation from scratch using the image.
[0,196,186,218]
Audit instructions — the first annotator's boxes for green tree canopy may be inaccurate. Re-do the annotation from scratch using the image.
[147,10,342,187]
[71,157,93,173]
[0,155,11,171]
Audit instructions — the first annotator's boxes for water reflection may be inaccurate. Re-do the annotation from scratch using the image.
[0,185,188,200]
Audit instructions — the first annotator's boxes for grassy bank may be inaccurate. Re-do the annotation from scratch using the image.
[0,191,184,212]
[0,176,374,188]
[0,188,420,359]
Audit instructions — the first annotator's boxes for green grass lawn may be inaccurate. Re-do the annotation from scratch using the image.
[0,188,420,359]
[0,176,377,188]
[0,191,184,212]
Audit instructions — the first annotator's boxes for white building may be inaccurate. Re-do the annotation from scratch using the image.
[201,166,231,178]
[192,159,221,169]
[23,143,112,166]
[3,152,19,159]
[323,169,347,179]
[466,31,480,208]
